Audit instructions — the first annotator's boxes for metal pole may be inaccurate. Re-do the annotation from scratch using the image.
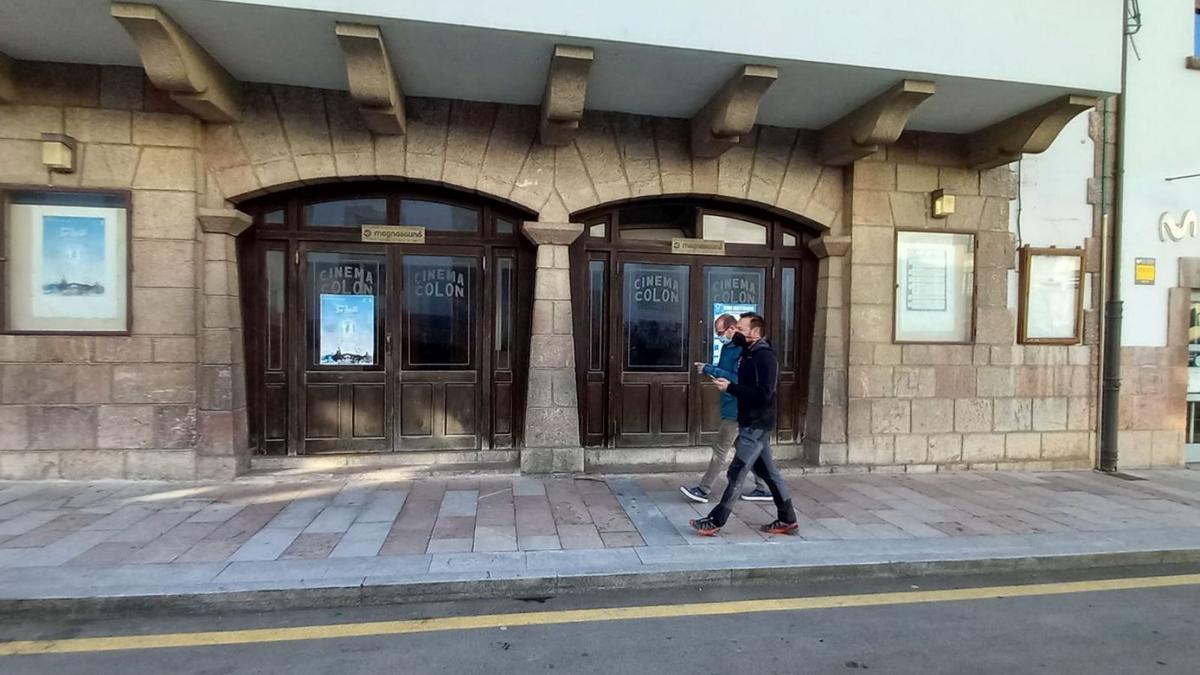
[1099,2,1131,473]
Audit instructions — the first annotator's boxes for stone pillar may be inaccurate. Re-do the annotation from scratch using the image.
[520,221,585,473]
[196,208,252,479]
[803,236,851,465]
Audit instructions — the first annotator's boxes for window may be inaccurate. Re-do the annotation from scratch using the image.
[782,233,798,247]
[263,209,285,227]
[494,257,514,370]
[3,189,130,333]
[404,255,476,368]
[400,199,479,232]
[265,249,286,372]
[780,267,797,369]
[307,251,385,367]
[623,262,689,371]
[703,266,766,365]
[588,260,606,371]
[305,198,386,228]
[619,204,695,241]
[589,223,607,238]
[495,217,515,235]
[702,214,768,245]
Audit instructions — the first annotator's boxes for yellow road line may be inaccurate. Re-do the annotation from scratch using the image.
[4,572,1200,657]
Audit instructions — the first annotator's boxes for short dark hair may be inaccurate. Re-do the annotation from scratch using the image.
[715,314,737,332]
[739,312,765,334]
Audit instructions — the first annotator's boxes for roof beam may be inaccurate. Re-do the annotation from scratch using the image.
[966,94,1098,170]
[539,45,594,146]
[335,23,406,136]
[110,2,240,122]
[691,64,778,158]
[0,51,14,103]
[817,79,936,166]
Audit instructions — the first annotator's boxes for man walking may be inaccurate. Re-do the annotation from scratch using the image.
[690,313,798,536]
[679,313,771,504]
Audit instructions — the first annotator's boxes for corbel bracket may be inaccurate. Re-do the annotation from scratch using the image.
[817,79,936,166]
[539,45,594,146]
[690,64,778,158]
[111,2,241,122]
[335,22,406,136]
[966,94,1098,170]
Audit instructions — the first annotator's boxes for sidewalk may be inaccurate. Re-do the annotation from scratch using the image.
[2,467,1200,613]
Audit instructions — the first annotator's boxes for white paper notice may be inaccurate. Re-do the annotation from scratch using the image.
[905,248,947,312]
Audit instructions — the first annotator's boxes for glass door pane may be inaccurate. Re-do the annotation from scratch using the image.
[703,265,766,365]
[307,251,385,368]
[623,262,689,371]
[402,255,476,369]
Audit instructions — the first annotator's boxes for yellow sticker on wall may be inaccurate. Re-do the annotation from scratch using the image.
[1134,257,1156,285]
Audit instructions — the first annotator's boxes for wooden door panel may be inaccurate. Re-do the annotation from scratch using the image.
[494,382,512,435]
[305,385,340,439]
[352,384,386,438]
[585,381,605,436]
[776,373,796,443]
[620,384,650,434]
[399,383,434,436]
[264,384,288,441]
[700,384,722,432]
[660,384,689,433]
[444,383,477,435]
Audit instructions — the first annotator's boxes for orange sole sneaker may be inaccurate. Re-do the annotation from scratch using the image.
[763,521,799,535]
[689,519,721,536]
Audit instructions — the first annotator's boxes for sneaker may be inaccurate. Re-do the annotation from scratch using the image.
[690,517,722,536]
[761,519,799,535]
[740,488,773,502]
[679,485,709,504]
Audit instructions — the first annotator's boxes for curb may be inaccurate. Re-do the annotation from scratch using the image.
[5,546,1200,621]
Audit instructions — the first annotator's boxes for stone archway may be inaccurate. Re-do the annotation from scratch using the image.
[199,86,843,232]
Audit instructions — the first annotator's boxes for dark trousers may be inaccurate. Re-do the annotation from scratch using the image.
[707,426,796,527]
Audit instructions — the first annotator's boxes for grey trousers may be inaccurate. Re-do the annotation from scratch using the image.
[698,418,766,495]
[707,426,796,527]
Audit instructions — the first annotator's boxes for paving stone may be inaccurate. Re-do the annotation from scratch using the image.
[303,506,359,534]
[357,490,408,524]
[228,526,305,562]
[330,522,391,558]
[439,490,479,518]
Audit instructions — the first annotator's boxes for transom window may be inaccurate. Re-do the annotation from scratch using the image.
[609,202,776,247]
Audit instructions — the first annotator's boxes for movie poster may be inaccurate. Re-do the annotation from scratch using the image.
[319,294,376,365]
[710,302,757,364]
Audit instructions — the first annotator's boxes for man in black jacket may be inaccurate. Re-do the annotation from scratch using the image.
[690,312,798,536]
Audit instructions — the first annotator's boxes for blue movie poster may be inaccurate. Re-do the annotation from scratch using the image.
[41,216,107,297]
[711,302,758,364]
[319,294,375,365]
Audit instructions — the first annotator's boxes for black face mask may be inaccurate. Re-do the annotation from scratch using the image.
[731,332,749,347]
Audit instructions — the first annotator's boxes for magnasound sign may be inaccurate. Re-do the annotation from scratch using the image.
[361,225,425,244]
[670,238,725,256]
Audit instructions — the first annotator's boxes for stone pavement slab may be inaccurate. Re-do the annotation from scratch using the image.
[0,468,1199,611]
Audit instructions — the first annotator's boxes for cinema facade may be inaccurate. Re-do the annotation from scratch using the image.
[0,1,1138,479]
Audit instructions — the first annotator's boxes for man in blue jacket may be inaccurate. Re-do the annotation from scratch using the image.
[680,313,769,503]
[690,312,797,536]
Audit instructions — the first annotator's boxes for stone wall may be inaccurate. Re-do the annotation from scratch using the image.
[804,135,1098,472]
[0,64,214,479]
[200,85,843,231]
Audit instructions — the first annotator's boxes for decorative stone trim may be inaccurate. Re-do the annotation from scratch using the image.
[111,2,241,122]
[522,221,584,246]
[966,94,1098,169]
[539,45,594,146]
[0,51,13,103]
[198,208,252,237]
[1179,256,1200,288]
[817,80,936,166]
[690,64,778,158]
[809,235,852,259]
[335,23,406,136]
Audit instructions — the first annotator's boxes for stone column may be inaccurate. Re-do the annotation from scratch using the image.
[803,236,851,465]
[196,208,252,479]
[520,221,585,473]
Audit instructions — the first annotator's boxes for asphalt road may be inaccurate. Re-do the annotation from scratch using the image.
[3,565,1199,674]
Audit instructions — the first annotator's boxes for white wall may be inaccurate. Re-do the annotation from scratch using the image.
[223,0,1122,92]
[1119,0,1200,347]
[1011,114,1095,250]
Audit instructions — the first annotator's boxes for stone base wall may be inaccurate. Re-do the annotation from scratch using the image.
[0,64,218,480]
[803,134,1101,472]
